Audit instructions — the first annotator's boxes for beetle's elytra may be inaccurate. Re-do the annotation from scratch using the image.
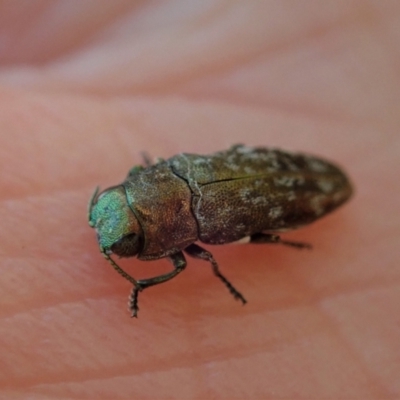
[88,145,353,317]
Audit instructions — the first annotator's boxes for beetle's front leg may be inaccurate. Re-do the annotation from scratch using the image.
[184,243,247,305]
[128,251,187,318]
[250,233,312,249]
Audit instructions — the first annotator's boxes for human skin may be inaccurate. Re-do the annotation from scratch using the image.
[0,1,399,399]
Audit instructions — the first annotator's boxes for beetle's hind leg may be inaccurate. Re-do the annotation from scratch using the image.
[250,233,312,249]
[184,243,247,305]
[128,251,187,317]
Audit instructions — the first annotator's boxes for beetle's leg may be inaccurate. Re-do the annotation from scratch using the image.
[140,152,165,167]
[129,251,187,318]
[184,243,247,305]
[140,151,153,167]
[102,250,139,286]
[250,233,312,249]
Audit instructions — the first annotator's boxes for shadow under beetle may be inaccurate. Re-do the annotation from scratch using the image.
[88,145,353,317]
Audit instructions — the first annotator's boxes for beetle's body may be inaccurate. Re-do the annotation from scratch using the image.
[88,145,353,317]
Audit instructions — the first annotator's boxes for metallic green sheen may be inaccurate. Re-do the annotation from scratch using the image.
[89,186,135,250]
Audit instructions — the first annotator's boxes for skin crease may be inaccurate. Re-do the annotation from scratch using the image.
[0,0,399,398]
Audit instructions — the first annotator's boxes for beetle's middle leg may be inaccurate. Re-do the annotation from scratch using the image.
[184,243,247,305]
[250,233,312,249]
[129,251,187,318]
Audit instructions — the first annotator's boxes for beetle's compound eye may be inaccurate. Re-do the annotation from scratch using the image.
[111,233,142,257]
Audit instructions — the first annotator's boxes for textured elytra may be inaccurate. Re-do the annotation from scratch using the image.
[168,145,352,244]
[88,144,353,317]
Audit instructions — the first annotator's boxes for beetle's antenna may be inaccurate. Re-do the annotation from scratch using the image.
[88,186,100,226]
[100,249,139,288]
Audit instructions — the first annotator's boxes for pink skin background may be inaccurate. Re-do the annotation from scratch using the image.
[0,1,399,399]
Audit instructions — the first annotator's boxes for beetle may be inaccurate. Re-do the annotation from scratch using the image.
[88,145,353,317]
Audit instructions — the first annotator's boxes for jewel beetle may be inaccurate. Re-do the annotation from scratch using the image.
[88,145,353,317]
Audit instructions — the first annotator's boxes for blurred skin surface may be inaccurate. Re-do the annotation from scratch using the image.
[0,1,399,398]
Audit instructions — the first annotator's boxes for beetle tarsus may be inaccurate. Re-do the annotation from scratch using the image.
[250,233,312,249]
[213,267,247,305]
[128,252,187,317]
[279,240,312,249]
[129,286,140,318]
[184,243,247,305]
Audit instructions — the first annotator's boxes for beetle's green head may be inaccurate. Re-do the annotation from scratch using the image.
[88,186,143,257]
